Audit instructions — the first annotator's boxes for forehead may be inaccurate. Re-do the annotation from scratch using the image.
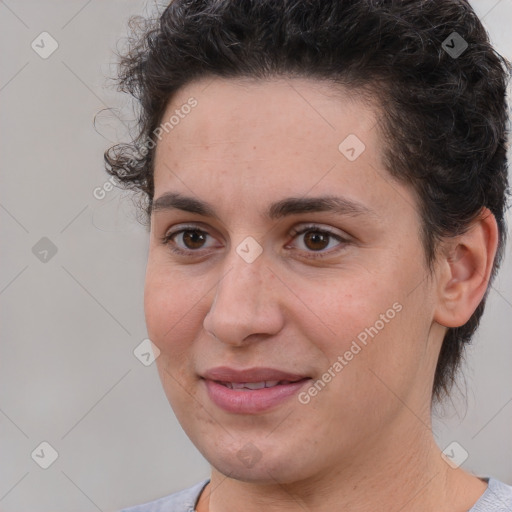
[155,76,379,158]
[152,77,417,224]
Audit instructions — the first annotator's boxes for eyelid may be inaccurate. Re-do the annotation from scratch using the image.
[163,222,350,240]
[288,223,350,240]
[161,222,351,257]
[161,224,220,248]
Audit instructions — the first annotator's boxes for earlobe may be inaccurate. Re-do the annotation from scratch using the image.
[433,208,499,328]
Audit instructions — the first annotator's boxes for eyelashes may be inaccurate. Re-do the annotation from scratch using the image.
[160,223,351,260]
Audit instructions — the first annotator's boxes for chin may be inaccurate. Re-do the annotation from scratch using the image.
[199,440,315,485]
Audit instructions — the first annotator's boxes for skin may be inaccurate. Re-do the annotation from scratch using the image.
[144,77,497,512]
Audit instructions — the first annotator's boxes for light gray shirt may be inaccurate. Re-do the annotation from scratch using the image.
[121,477,512,511]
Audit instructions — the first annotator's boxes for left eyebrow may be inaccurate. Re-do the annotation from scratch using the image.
[150,192,376,220]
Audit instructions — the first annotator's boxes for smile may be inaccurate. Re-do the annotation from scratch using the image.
[202,376,311,414]
[218,380,300,390]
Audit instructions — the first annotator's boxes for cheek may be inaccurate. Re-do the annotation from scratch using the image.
[143,263,204,360]
[298,271,422,381]
[296,275,394,348]
[144,266,207,413]
[319,281,432,410]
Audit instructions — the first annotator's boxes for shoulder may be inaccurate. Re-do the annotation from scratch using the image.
[470,477,512,512]
[120,479,210,512]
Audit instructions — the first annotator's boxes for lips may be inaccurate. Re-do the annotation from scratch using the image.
[221,380,290,390]
[201,366,311,414]
[202,366,308,383]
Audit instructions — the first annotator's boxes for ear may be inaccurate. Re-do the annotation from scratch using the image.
[433,208,499,328]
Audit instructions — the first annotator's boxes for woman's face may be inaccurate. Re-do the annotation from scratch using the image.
[145,77,443,483]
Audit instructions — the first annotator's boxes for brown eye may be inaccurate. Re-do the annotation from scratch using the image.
[161,226,217,255]
[303,230,330,251]
[288,224,349,259]
[181,230,207,249]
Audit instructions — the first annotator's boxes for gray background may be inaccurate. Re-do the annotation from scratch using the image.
[0,1,510,511]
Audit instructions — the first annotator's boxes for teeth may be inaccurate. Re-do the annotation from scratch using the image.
[232,382,265,390]
[221,380,282,390]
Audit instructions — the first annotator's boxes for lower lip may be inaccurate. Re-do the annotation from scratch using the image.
[203,378,310,414]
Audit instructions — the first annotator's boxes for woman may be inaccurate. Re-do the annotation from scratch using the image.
[105,1,512,510]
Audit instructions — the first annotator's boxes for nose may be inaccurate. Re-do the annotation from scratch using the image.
[203,251,284,347]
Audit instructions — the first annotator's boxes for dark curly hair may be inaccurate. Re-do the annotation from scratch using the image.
[104,0,510,403]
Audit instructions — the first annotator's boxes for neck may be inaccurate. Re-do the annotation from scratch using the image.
[196,417,487,512]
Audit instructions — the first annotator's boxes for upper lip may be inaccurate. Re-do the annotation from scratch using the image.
[202,366,309,383]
